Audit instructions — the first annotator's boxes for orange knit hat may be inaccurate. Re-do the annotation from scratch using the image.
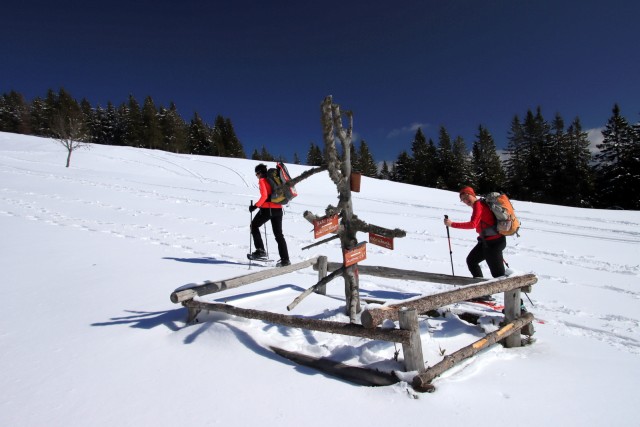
[459,186,476,197]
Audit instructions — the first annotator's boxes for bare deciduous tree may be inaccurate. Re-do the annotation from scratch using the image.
[50,114,89,167]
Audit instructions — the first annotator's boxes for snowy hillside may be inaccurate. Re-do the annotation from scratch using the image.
[1,131,639,427]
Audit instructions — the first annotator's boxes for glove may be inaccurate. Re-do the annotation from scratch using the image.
[249,204,257,212]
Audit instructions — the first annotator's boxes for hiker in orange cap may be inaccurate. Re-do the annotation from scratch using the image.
[444,186,506,279]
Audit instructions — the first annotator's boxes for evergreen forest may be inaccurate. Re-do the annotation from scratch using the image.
[1,88,638,210]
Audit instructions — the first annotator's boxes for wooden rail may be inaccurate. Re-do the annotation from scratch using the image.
[412,312,535,391]
[170,256,320,303]
[182,300,411,343]
[169,257,538,390]
[315,262,485,286]
[361,274,538,329]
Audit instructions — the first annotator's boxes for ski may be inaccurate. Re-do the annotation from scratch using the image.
[467,299,505,312]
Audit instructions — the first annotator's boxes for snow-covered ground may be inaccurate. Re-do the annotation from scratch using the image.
[1,131,639,426]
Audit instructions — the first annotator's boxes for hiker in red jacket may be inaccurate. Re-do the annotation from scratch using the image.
[249,163,290,267]
[444,186,506,278]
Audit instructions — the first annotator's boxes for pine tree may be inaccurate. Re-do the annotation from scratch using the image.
[42,89,58,136]
[293,152,301,164]
[259,145,275,161]
[207,116,246,158]
[0,90,31,134]
[392,151,413,183]
[357,140,378,177]
[410,128,430,186]
[437,126,454,189]
[471,125,506,194]
[522,108,551,202]
[158,102,187,153]
[124,94,144,147]
[545,113,567,204]
[504,115,527,199]
[141,96,162,150]
[562,118,594,207]
[595,104,639,209]
[379,161,391,180]
[107,102,127,146]
[211,115,227,157]
[187,112,212,155]
[29,96,48,136]
[450,136,475,190]
[348,143,359,170]
[81,99,103,145]
[306,142,323,166]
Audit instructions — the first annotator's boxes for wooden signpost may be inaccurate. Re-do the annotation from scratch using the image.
[369,232,393,250]
[343,242,367,267]
[313,215,339,239]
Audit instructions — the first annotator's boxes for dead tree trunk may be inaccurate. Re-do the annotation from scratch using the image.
[321,95,361,320]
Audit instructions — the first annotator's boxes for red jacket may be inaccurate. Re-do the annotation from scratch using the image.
[255,177,282,209]
[451,200,500,240]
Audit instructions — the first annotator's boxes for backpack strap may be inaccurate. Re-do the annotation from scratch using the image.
[479,199,499,238]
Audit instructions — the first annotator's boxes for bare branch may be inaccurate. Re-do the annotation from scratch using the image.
[50,114,89,168]
[322,96,344,185]
[301,234,340,251]
[287,164,328,187]
[351,215,407,238]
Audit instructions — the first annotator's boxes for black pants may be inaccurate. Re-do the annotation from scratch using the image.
[466,235,506,278]
[251,208,289,261]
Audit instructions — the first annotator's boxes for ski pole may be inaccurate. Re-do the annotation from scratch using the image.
[445,215,454,276]
[263,223,269,258]
[249,200,253,269]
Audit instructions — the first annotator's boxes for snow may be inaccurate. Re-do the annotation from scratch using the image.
[1,131,639,426]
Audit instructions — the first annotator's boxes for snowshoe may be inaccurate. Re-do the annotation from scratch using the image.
[247,249,270,262]
[276,259,291,267]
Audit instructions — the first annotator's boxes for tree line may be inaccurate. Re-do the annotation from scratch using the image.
[0,88,246,158]
[390,105,639,210]
[1,88,638,209]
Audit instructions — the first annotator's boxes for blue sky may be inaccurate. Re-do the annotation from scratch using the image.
[2,0,639,162]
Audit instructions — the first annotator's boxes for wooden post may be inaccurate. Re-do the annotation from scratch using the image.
[412,312,535,391]
[503,288,522,348]
[398,308,425,373]
[316,256,328,295]
[186,307,200,324]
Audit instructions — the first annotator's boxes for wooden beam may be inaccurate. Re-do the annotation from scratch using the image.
[361,274,538,329]
[315,262,485,286]
[287,266,345,311]
[412,312,534,391]
[170,256,320,303]
[183,299,411,343]
[301,234,340,251]
[271,346,399,387]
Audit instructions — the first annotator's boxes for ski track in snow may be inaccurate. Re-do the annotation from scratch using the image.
[2,151,639,359]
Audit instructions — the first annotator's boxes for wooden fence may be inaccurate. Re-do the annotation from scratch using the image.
[170,256,537,391]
